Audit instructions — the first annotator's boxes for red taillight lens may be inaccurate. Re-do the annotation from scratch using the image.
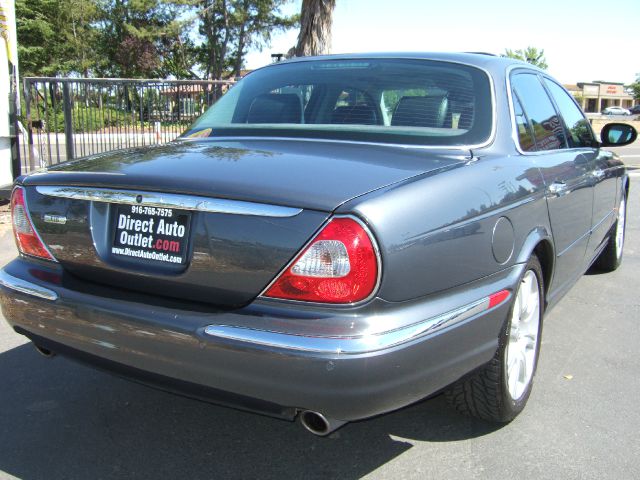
[11,187,56,261]
[264,217,379,304]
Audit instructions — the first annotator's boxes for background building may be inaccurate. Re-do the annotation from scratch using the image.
[564,81,635,113]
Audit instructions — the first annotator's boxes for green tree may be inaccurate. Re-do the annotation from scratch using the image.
[193,0,297,80]
[16,0,100,76]
[16,0,59,76]
[629,74,640,101]
[229,0,297,76]
[65,0,101,76]
[95,0,191,77]
[503,46,548,70]
[17,0,297,79]
[160,33,200,79]
[195,0,234,80]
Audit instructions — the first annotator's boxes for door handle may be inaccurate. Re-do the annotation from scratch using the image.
[548,181,568,197]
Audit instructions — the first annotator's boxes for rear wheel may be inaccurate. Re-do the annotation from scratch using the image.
[593,194,627,272]
[446,255,543,422]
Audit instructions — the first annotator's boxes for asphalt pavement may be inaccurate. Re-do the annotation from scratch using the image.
[0,149,639,479]
[611,144,640,169]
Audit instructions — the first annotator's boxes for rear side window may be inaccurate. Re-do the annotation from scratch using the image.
[543,79,595,148]
[512,94,536,152]
[511,73,567,151]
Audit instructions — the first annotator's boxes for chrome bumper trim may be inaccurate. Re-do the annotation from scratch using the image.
[0,270,58,301]
[36,186,302,218]
[204,297,492,355]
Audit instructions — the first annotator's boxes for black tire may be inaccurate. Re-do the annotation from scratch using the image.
[593,194,627,272]
[445,254,544,423]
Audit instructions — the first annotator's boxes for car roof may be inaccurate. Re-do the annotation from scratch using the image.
[264,52,544,77]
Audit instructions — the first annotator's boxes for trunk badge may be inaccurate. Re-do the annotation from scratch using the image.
[43,214,67,225]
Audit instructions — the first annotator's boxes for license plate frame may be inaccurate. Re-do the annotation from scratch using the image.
[111,204,192,265]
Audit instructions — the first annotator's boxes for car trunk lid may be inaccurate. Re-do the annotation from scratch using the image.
[21,139,467,306]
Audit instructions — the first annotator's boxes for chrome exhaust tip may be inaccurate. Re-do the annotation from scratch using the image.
[299,410,346,436]
[33,343,56,358]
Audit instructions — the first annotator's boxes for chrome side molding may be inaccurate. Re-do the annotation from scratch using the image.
[0,270,58,301]
[204,296,492,355]
[36,186,303,218]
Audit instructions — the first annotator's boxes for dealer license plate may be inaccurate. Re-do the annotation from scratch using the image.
[111,204,192,265]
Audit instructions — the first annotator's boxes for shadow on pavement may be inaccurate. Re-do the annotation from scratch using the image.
[0,341,503,479]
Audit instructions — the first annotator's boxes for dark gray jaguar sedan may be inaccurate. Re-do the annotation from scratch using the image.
[1,53,635,436]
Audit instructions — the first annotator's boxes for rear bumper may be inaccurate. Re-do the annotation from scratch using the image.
[0,258,522,421]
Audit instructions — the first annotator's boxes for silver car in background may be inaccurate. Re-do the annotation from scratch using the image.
[602,106,631,115]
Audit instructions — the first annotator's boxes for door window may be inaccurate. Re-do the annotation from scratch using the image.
[511,73,567,151]
[543,79,595,148]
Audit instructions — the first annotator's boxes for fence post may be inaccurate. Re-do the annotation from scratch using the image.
[23,79,37,172]
[139,85,145,145]
[62,82,74,160]
[7,61,21,179]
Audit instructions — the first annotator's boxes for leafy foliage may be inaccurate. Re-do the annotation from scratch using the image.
[629,74,640,101]
[503,47,548,70]
[16,0,101,76]
[193,0,297,80]
[16,0,297,79]
[94,0,189,77]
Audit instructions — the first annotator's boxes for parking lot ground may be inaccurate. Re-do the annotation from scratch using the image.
[611,142,640,169]
[0,157,639,479]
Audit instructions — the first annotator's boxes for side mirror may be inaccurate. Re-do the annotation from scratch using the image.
[600,123,637,147]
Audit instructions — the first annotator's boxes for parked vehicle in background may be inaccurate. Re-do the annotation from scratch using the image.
[0,53,636,436]
[602,106,631,115]
[629,105,640,115]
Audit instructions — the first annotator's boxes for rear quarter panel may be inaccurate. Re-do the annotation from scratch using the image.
[341,154,552,302]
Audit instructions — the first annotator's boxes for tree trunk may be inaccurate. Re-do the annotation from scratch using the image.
[233,0,250,77]
[293,0,336,57]
[234,23,246,77]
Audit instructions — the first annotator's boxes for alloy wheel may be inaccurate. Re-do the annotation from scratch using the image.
[505,270,541,401]
[615,196,626,260]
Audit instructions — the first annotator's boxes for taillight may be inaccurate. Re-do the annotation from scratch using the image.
[11,187,56,261]
[263,217,379,304]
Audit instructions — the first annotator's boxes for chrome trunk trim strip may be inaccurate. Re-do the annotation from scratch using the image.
[0,270,58,301]
[35,186,303,218]
[204,296,493,355]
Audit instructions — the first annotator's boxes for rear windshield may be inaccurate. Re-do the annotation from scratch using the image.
[184,58,493,146]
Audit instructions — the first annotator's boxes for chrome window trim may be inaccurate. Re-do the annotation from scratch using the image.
[257,214,383,307]
[0,270,58,301]
[204,295,493,354]
[35,186,302,218]
[506,66,597,157]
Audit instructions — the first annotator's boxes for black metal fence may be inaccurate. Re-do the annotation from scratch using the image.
[19,77,235,174]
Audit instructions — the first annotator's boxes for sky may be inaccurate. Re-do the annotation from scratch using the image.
[245,0,640,85]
